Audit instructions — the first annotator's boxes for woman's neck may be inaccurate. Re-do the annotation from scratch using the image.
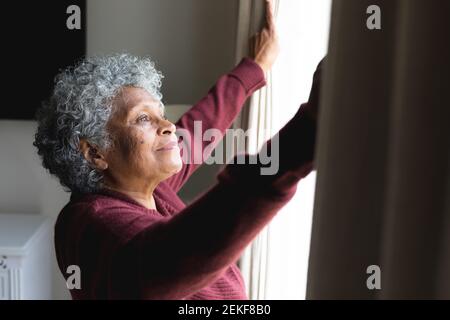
[102,171,164,210]
[102,182,158,210]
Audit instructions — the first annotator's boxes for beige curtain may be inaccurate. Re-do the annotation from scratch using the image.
[307,0,450,299]
[233,0,280,300]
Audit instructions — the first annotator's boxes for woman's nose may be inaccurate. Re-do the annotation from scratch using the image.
[157,119,176,136]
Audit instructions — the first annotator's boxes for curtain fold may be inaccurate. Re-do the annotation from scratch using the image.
[307,0,450,299]
[233,0,279,300]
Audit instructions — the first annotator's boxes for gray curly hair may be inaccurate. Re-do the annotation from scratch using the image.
[33,53,164,194]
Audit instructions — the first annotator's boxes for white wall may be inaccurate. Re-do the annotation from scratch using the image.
[0,121,71,300]
[0,0,238,299]
[87,0,238,105]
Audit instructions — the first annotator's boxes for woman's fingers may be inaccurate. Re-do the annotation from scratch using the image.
[265,0,275,34]
[249,33,258,55]
[250,0,279,72]
[249,35,256,56]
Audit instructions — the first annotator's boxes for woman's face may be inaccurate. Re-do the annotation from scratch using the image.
[104,86,182,185]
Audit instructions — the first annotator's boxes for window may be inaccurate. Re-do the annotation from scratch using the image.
[265,0,331,299]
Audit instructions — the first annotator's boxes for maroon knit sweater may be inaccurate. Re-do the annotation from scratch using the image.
[55,57,319,300]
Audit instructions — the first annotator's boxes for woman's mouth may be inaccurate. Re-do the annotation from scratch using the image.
[156,141,179,151]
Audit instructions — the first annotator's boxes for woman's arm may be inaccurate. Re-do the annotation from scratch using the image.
[165,0,279,192]
[107,57,323,299]
[164,58,267,192]
[109,104,316,300]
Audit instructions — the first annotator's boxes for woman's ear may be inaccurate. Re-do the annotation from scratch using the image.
[79,139,109,171]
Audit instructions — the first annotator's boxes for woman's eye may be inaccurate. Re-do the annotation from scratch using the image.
[137,114,150,122]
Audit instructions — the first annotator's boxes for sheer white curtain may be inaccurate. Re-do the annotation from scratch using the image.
[234,0,331,299]
[233,0,280,300]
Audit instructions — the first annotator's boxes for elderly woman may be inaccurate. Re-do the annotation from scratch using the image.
[34,1,322,299]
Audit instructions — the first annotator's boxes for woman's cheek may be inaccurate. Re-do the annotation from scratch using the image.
[134,134,151,163]
[116,130,147,169]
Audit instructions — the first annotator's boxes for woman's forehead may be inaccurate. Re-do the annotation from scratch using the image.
[113,87,162,116]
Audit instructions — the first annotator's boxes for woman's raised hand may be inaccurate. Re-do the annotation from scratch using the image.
[251,0,280,73]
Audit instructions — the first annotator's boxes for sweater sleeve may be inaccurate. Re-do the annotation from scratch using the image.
[105,102,317,299]
[164,57,267,192]
[102,58,324,299]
